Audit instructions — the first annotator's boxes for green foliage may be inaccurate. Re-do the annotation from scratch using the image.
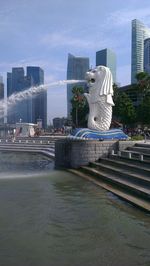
[135,71,150,125]
[135,71,150,94]
[131,135,144,141]
[113,84,136,125]
[137,95,150,124]
[70,74,150,128]
[71,86,89,127]
[135,71,149,82]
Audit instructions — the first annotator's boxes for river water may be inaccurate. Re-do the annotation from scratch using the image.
[0,151,149,266]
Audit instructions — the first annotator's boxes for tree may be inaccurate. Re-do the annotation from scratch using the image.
[135,71,150,95]
[71,86,89,127]
[113,90,136,126]
[135,72,150,125]
[137,95,150,125]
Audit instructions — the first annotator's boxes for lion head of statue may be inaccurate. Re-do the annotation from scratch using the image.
[85,65,114,106]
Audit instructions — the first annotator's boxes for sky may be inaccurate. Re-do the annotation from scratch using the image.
[1,0,150,123]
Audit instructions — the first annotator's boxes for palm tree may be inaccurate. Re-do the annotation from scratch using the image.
[71,86,87,127]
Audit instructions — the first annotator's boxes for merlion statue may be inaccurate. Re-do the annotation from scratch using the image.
[84,65,114,131]
[70,65,128,140]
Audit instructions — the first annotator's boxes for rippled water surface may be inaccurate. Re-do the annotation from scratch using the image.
[0,151,149,266]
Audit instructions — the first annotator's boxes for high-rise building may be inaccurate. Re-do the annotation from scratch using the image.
[67,53,89,117]
[144,38,150,74]
[27,67,47,129]
[131,19,150,84]
[0,76,4,124]
[7,67,28,124]
[7,66,47,128]
[53,117,67,129]
[96,48,116,83]
[7,73,12,97]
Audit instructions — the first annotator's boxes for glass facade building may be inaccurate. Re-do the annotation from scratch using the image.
[7,67,29,124]
[144,38,150,74]
[0,76,4,124]
[7,66,47,128]
[131,19,150,84]
[67,53,89,117]
[96,49,116,83]
[27,67,47,129]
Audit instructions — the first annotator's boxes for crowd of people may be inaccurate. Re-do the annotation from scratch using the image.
[124,127,150,138]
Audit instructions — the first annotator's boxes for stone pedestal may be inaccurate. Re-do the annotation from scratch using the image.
[55,139,118,169]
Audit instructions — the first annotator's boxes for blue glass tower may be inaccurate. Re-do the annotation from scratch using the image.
[96,48,116,83]
[67,53,89,117]
[7,67,30,124]
[0,76,4,124]
[144,38,150,74]
[27,66,47,129]
[7,66,47,128]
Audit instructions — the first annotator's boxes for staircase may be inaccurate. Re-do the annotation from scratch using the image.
[120,142,150,163]
[70,142,150,212]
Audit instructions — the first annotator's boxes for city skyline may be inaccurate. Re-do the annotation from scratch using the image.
[7,66,47,128]
[96,49,116,83]
[1,0,150,121]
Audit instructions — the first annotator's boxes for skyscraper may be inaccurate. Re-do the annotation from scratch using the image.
[67,53,89,117]
[7,66,47,128]
[7,67,29,124]
[0,76,4,124]
[27,67,47,129]
[131,19,150,84]
[144,38,150,74]
[96,48,116,83]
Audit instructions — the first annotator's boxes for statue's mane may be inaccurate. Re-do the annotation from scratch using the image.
[96,66,113,96]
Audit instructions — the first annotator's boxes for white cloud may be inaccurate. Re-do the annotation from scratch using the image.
[108,7,150,27]
[40,30,114,51]
[41,31,93,48]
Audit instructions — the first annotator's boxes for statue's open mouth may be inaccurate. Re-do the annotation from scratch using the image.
[88,78,95,83]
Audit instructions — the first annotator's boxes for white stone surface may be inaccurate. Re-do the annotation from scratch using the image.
[84,66,114,131]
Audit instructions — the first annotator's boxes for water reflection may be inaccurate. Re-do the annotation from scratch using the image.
[0,151,54,178]
[0,152,149,266]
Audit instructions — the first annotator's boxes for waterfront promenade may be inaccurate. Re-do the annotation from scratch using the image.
[0,136,62,159]
[1,136,150,212]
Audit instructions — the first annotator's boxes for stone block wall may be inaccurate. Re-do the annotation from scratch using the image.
[55,139,145,169]
[55,139,118,169]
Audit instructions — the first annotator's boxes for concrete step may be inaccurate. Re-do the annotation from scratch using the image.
[0,143,54,150]
[69,169,150,212]
[0,145,55,159]
[80,166,150,201]
[135,143,150,149]
[109,153,150,165]
[90,161,150,188]
[120,150,150,162]
[0,146,55,153]
[127,146,150,155]
[96,158,150,177]
[0,143,55,148]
